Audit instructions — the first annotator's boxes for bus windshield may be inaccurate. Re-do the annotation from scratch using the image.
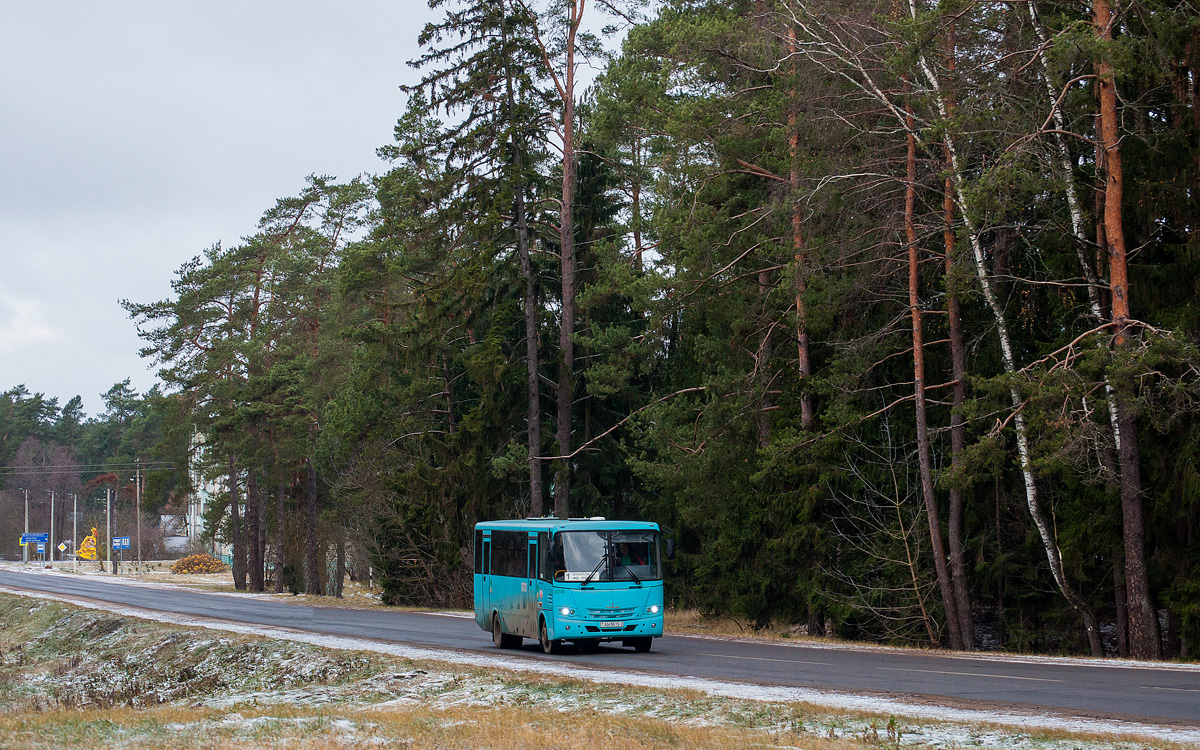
[551,530,662,583]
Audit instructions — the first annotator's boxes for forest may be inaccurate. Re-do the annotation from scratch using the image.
[0,382,189,561]
[4,0,1200,660]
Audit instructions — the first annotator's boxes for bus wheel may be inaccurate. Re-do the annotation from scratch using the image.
[493,614,521,649]
[539,619,561,655]
[629,637,653,653]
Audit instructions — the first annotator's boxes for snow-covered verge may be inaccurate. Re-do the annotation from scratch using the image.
[0,591,1193,750]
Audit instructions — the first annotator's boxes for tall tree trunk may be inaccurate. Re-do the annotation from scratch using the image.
[274,474,286,594]
[904,18,1105,655]
[247,470,263,592]
[1095,112,1109,310]
[1027,5,1143,658]
[1027,4,1127,601]
[942,22,973,650]
[1114,397,1158,655]
[907,98,962,649]
[944,216,972,650]
[552,0,582,521]
[443,354,457,435]
[228,453,246,590]
[1026,1,1108,315]
[334,531,346,599]
[521,179,544,516]
[305,454,321,596]
[1095,0,1160,660]
[788,25,814,429]
[756,269,774,447]
[632,137,645,272]
[790,0,1103,651]
[1113,545,1130,657]
[503,35,543,516]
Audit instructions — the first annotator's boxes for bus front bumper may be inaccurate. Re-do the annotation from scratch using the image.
[543,614,662,642]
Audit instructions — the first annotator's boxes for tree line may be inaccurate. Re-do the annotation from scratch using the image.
[0,381,190,560]
[15,0,1197,657]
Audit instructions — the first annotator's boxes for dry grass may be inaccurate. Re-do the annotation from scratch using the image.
[0,703,868,749]
[665,608,838,643]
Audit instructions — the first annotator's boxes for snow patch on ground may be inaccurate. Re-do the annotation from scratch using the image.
[2,582,1197,747]
[675,631,1200,674]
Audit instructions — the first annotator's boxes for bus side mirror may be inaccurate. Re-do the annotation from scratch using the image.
[665,539,676,560]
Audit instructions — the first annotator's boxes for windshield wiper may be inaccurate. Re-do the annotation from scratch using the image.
[615,558,642,585]
[581,553,609,587]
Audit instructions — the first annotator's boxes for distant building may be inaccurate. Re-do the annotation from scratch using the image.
[188,429,229,558]
[160,513,189,553]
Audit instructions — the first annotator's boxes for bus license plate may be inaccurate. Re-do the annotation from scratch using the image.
[600,621,625,628]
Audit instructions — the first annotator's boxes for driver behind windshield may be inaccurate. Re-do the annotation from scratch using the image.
[618,542,645,566]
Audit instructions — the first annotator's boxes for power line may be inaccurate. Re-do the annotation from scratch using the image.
[0,461,176,470]
[1,465,178,478]
[1,469,178,477]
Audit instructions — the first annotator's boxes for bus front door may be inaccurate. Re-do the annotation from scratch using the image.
[523,536,538,637]
[481,537,492,625]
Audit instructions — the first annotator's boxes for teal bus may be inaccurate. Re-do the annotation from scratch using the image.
[474,517,666,654]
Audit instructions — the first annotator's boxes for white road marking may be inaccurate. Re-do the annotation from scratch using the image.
[1144,685,1200,693]
[878,667,1062,682]
[700,652,832,666]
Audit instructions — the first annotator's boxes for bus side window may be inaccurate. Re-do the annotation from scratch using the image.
[548,535,566,582]
[493,531,505,576]
[538,533,550,582]
[513,531,527,577]
[494,530,526,577]
[474,530,483,574]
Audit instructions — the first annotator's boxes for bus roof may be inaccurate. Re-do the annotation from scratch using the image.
[475,518,659,533]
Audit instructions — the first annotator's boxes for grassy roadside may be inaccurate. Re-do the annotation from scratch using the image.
[0,593,1184,749]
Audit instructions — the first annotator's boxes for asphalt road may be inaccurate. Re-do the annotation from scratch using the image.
[2,569,1197,726]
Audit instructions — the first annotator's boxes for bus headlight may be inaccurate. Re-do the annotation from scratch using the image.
[648,605,660,614]
[559,607,573,616]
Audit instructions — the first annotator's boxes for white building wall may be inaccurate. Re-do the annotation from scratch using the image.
[188,429,229,557]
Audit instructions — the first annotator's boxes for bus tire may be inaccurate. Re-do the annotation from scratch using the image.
[630,637,653,653]
[493,613,521,649]
[539,618,562,655]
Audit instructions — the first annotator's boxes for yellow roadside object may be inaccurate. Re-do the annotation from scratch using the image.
[77,527,99,560]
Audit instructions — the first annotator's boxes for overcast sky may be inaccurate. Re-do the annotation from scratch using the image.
[0,1,440,417]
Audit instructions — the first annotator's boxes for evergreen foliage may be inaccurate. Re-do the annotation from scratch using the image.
[10,0,1200,657]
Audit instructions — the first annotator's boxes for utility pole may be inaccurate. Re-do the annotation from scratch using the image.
[106,487,113,574]
[135,460,142,572]
[72,493,78,573]
[47,489,56,564]
[19,487,28,563]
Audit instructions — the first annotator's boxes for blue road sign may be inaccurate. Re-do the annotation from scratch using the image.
[113,537,131,550]
[36,542,45,554]
[20,533,48,545]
